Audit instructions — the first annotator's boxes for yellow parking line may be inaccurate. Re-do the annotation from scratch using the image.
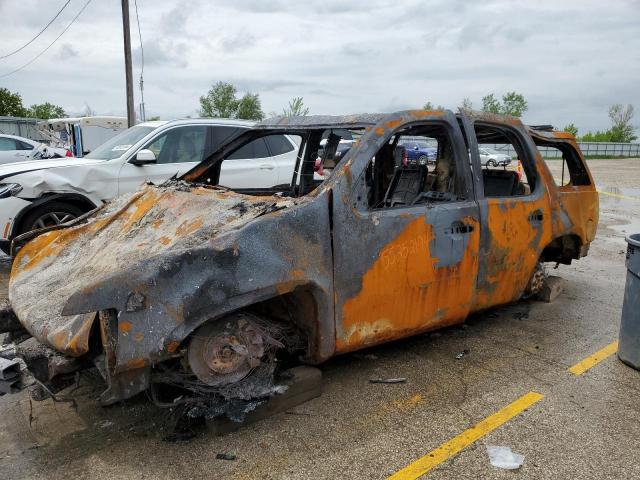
[568,341,618,376]
[597,190,640,201]
[387,391,544,479]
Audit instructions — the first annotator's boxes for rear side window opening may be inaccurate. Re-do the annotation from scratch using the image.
[474,123,537,198]
[535,140,591,187]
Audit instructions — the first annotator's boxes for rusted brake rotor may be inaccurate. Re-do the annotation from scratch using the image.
[188,313,266,386]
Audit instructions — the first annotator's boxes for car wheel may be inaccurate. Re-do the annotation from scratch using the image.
[19,201,85,235]
[487,159,497,167]
[418,155,428,165]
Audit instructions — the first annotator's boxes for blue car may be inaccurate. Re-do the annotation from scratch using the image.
[400,139,437,165]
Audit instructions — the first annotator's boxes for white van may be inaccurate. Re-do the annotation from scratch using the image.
[37,116,127,157]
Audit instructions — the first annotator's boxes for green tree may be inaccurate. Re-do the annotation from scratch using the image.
[148,115,161,121]
[563,123,578,137]
[283,97,309,117]
[481,94,501,114]
[26,102,66,120]
[579,104,637,143]
[199,81,239,118]
[481,92,528,117]
[579,130,611,142]
[0,88,27,117]
[461,97,473,110]
[608,104,636,142]
[236,93,264,120]
[501,92,528,117]
[423,101,445,110]
[199,81,264,120]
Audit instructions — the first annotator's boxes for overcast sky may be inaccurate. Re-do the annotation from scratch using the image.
[1,0,638,133]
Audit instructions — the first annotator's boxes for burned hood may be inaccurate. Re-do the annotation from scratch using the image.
[8,182,295,356]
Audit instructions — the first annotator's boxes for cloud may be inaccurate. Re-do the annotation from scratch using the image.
[58,43,78,59]
[219,33,257,53]
[133,39,189,68]
[0,0,637,133]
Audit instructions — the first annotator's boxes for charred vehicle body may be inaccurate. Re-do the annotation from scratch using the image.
[2,110,598,418]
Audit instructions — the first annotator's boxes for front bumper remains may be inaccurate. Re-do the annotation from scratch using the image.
[0,300,86,400]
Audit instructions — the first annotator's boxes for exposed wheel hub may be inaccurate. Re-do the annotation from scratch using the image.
[188,315,265,386]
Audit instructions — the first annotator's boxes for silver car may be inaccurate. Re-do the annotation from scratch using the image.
[0,134,69,165]
[479,147,512,167]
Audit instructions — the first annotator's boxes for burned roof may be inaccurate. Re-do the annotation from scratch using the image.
[254,113,388,130]
[256,109,533,131]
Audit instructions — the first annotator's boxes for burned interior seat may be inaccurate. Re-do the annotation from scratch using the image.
[384,167,427,207]
[482,169,520,197]
[383,147,427,207]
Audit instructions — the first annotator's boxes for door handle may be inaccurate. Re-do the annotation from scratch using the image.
[528,210,544,223]
[259,164,275,170]
[446,222,474,235]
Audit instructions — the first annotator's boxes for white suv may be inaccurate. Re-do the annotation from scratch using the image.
[0,118,298,255]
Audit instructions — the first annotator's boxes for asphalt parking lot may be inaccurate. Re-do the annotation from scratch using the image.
[0,159,639,479]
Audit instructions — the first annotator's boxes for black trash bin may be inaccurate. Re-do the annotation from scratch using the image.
[618,233,640,369]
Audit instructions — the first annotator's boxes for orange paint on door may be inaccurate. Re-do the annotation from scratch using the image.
[336,216,479,352]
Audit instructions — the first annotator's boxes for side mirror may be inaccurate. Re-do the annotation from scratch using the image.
[130,149,157,165]
[414,146,419,150]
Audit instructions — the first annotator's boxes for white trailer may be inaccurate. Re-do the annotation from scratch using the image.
[37,117,127,157]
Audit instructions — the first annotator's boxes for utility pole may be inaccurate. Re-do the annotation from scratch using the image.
[121,0,135,127]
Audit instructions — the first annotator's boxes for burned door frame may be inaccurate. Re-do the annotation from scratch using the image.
[460,112,554,309]
[330,111,481,353]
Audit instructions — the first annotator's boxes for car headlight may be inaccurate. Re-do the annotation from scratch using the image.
[0,183,23,199]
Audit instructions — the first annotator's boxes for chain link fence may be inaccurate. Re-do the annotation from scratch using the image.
[488,142,640,158]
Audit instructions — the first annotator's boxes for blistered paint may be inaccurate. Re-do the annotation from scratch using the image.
[475,198,552,309]
[336,213,480,352]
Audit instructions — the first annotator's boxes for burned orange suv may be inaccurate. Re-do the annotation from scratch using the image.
[2,110,598,419]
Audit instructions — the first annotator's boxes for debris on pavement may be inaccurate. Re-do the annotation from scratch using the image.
[216,453,237,461]
[369,378,407,384]
[206,366,322,436]
[354,353,378,360]
[535,275,564,303]
[486,445,525,470]
[455,349,470,360]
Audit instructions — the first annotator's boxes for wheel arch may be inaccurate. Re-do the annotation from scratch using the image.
[12,193,98,238]
[174,285,331,365]
[540,233,583,265]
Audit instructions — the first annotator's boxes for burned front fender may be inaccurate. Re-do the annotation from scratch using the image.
[9,182,335,375]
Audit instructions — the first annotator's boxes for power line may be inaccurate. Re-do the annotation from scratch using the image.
[133,0,144,77]
[134,0,146,121]
[0,0,72,60]
[0,0,92,79]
